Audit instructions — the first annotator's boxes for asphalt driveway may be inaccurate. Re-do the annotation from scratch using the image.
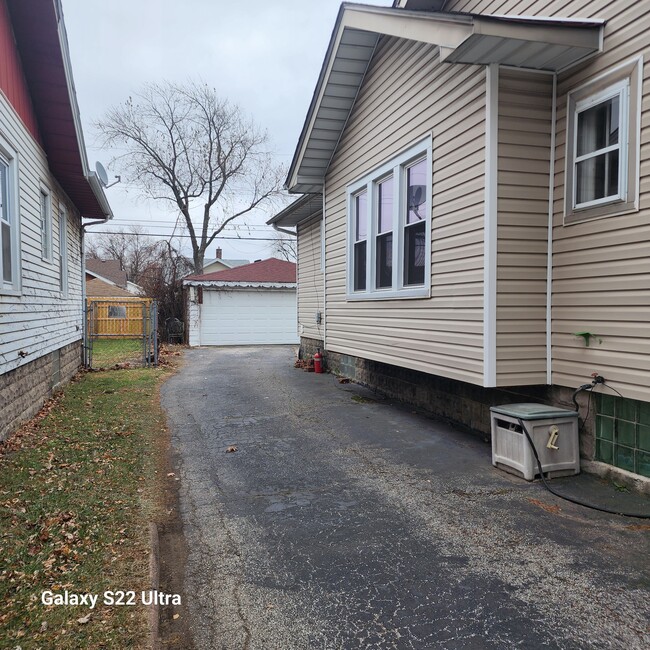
[161,347,650,650]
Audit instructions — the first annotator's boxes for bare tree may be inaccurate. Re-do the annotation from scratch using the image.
[95,82,285,274]
[86,226,162,284]
[271,229,297,262]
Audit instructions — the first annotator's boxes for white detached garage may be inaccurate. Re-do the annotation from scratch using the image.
[184,258,298,346]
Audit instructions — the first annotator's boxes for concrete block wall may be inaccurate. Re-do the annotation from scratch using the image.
[307,338,596,459]
[299,336,324,361]
[0,340,82,441]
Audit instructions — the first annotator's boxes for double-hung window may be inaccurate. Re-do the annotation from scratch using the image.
[59,203,68,296]
[0,137,19,293]
[565,57,641,223]
[40,187,52,261]
[347,138,431,299]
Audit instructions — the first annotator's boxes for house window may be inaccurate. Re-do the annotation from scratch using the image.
[347,138,432,300]
[40,187,52,261]
[108,305,127,319]
[565,58,641,223]
[59,204,68,296]
[0,141,19,293]
[353,190,367,291]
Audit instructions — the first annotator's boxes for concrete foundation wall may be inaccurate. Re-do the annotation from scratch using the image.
[0,340,81,441]
[302,337,597,460]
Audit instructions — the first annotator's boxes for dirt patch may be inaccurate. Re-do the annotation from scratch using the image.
[156,444,193,648]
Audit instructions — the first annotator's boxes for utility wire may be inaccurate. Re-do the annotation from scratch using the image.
[93,231,281,241]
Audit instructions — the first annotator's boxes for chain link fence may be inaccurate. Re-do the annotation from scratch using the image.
[84,298,158,369]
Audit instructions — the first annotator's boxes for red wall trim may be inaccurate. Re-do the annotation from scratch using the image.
[0,0,40,142]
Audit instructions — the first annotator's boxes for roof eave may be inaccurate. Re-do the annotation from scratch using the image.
[287,5,604,193]
[267,193,323,228]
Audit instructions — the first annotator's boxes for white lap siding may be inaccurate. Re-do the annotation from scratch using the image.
[0,94,83,376]
[324,36,486,385]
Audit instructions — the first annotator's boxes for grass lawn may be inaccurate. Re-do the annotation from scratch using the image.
[90,338,147,369]
[0,365,172,649]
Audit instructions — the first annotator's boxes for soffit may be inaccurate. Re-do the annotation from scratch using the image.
[286,3,603,194]
[267,194,323,228]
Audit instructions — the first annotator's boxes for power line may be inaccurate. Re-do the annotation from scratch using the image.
[90,231,290,241]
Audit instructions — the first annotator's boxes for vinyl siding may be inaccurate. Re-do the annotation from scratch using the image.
[297,214,324,341]
[447,0,650,400]
[496,69,553,386]
[324,36,486,385]
[0,92,83,376]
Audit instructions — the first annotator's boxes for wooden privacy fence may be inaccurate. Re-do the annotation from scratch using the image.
[86,297,153,337]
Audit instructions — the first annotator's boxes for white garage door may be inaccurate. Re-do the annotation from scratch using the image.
[199,289,298,345]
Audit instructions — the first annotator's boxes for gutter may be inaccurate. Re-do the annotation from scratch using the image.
[271,224,297,238]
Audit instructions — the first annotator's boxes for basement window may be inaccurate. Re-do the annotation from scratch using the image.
[347,137,431,300]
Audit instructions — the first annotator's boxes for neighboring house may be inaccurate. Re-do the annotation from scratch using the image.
[183,258,298,346]
[85,271,139,299]
[85,258,144,298]
[200,247,249,275]
[269,0,650,479]
[0,0,112,440]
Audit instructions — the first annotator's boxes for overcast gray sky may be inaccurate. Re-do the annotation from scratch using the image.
[63,0,391,262]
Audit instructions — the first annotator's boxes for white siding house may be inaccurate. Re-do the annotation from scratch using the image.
[0,0,112,440]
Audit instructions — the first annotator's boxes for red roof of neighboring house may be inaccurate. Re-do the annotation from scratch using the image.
[185,258,296,283]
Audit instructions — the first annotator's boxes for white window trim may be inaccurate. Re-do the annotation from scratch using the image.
[58,202,68,297]
[0,133,21,295]
[346,137,432,301]
[40,185,53,262]
[572,80,628,211]
[564,56,642,224]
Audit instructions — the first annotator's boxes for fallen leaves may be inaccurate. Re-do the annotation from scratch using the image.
[226,446,238,453]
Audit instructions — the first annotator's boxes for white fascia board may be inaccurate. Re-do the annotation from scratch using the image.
[183,281,297,290]
[85,269,119,287]
[56,0,112,220]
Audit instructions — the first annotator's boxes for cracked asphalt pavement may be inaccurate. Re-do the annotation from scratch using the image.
[161,347,650,649]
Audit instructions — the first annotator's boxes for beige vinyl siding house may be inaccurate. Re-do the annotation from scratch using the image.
[325,38,486,384]
[272,0,650,478]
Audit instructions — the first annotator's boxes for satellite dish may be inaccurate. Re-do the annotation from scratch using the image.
[95,161,121,188]
[95,161,109,186]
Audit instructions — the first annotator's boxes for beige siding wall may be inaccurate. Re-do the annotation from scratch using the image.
[324,36,486,384]
[297,215,324,341]
[448,0,650,400]
[0,93,83,376]
[496,69,553,386]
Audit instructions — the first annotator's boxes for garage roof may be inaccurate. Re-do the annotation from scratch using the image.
[184,258,297,286]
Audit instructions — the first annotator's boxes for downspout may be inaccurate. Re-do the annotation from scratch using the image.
[546,74,557,385]
[483,63,498,387]
[322,182,327,351]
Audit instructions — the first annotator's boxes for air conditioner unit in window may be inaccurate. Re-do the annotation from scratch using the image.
[490,403,580,481]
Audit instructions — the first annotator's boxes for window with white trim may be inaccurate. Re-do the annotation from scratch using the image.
[58,203,68,296]
[565,58,641,223]
[347,139,431,299]
[40,186,52,261]
[0,144,19,293]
